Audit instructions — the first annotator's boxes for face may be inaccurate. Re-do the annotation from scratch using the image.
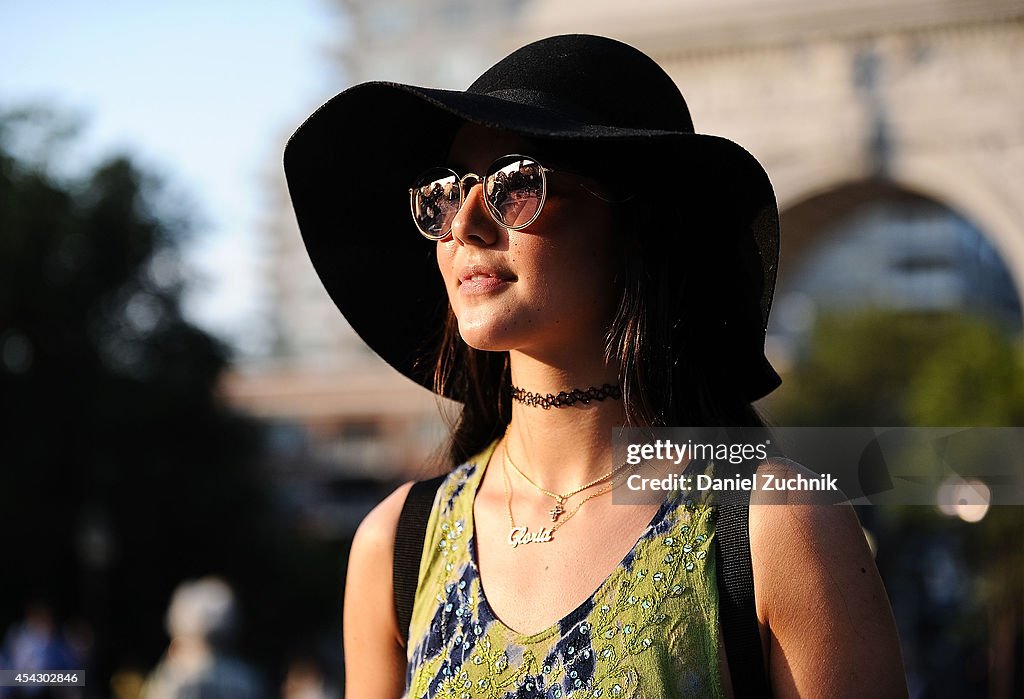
[434,123,620,360]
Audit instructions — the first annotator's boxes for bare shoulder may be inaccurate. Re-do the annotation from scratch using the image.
[748,457,874,608]
[748,457,871,574]
[343,481,417,699]
[347,480,419,630]
[352,480,416,558]
[747,458,908,698]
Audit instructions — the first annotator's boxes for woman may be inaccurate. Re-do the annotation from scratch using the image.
[285,34,907,698]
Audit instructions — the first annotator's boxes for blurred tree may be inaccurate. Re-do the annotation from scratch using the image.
[770,309,1024,426]
[0,109,342,693]
[907,317,1024,426]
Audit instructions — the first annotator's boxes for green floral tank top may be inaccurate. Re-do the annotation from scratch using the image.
[405,438,723,698]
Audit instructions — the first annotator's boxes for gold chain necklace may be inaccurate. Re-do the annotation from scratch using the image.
[500,442,636,548]
[504,440,636,522]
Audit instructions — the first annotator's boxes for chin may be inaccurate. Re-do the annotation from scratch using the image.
[455,317,520,353]
[457,329,513,353]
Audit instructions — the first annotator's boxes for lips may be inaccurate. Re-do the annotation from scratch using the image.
[457,264,515,284]
[457,263,515,296]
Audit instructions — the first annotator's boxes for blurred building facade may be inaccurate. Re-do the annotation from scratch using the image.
[222,0,1024,493]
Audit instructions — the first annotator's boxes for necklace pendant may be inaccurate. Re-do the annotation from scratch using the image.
[508,525,554,548]
[549,502,565,521]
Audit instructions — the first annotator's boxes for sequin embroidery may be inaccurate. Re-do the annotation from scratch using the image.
[405,440,724,698]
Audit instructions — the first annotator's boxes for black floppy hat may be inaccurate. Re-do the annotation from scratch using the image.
[284,34,782,402]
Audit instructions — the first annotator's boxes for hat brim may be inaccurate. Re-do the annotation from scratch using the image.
[284,82,781,402]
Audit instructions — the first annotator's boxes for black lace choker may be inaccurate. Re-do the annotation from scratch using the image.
[510,383,622,409]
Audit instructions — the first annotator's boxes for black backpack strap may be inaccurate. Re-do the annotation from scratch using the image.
[393,474,447,647]
[714,462,773,698]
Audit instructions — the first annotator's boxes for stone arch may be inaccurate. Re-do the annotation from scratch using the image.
[779,164,1024,324]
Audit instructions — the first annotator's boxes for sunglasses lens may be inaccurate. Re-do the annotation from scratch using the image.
[484,156,545,229]
[411,168,461,237]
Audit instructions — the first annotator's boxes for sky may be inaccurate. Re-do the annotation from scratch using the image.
[0,0,344,356]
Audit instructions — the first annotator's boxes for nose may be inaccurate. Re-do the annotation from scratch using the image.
[450,180,500,247]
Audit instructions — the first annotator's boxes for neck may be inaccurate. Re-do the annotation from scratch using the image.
[504,350,626,494]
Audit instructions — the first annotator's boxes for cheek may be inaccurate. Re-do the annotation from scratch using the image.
[531,212,616,285]
[513,225,618,320]
[436,240,458,285]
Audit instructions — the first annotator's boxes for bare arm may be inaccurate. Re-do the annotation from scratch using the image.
[750,460,908,698]
[343,481,414,699]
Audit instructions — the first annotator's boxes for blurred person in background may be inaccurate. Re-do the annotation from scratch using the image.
[0,600,83,699]
[140,576,266,699]
[281,656,334,699]
[285,34,908,698]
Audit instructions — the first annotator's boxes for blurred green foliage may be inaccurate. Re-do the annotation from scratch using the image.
[771,308,1024,426]
[0,109,342,689]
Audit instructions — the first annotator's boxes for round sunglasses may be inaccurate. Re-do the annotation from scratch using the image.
[409,154,554,241]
